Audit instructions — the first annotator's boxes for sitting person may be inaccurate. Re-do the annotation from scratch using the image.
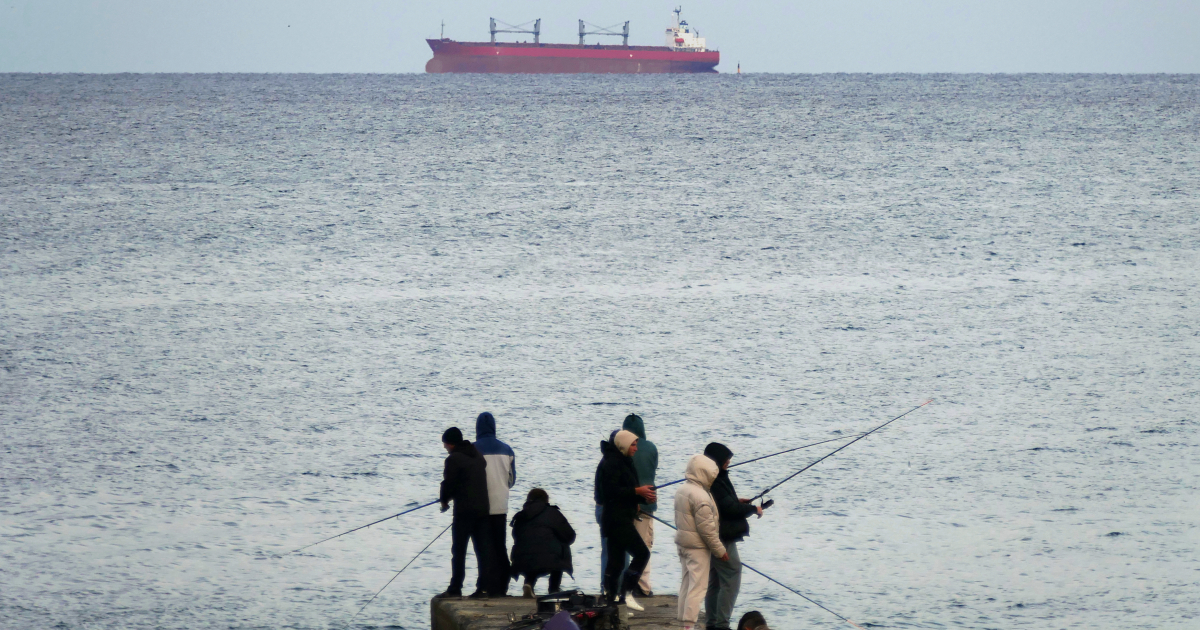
[736,611,769,630]
[510,488,576,597]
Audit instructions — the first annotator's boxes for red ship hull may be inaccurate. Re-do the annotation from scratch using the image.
[425,39,719,74]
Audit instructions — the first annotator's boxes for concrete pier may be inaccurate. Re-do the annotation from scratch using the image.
[431,595,699,630]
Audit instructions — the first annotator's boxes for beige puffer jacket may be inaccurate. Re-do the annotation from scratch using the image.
[673,454,727,558]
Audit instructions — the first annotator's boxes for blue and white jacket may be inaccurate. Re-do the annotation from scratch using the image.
[475,412,516,515]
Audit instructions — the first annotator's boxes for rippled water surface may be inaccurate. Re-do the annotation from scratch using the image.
[2,73,1198,629]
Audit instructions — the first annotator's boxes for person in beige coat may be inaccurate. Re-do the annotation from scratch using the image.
[674,454,728,630]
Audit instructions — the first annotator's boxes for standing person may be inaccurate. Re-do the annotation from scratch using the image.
[593,430,625,591]
[509,488,576,597]
[702,443,766,630]
[475,412,516,596]
[674,454,727,630]
[622,413,658,598]
[436,427,494,599]
[597,429,656,611]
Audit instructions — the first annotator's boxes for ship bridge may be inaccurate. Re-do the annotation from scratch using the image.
[665,7,707,51]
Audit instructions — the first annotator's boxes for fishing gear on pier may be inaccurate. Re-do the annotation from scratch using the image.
[749,400,933,502]
[289,499,440,554]
[353,523,452,619]
[653,433,865,490]
[649,514,864,629]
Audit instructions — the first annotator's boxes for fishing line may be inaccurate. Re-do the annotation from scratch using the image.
[648,514,863,629]
[287,499,440,555]
[351,523,452,620]
[653,433,864,490]
[740,562,866,630]
[750,400,932,501]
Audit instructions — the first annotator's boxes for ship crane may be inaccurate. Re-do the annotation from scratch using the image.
[489,18,540,44]
[578,20,630,46]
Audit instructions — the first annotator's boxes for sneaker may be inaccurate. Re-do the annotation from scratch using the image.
[631,585,654,598]
[522,583,534,598]
[434,589,462,599]
[468,589,489,599]
[623,592,644,612]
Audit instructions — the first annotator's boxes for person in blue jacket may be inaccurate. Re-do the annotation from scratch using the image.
[475,412,516,596]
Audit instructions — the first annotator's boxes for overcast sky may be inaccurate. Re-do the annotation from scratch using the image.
[3,0,1199,73]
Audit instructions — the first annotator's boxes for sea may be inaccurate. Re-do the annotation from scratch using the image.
[1,73,1197,630]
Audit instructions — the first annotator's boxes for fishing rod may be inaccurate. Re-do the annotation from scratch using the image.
[351,523,452,620]
[749,399,932,502]
[287,499,440,555]
[648,514,864,629]
[653,433,865,490]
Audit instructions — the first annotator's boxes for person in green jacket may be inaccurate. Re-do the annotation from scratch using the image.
[622,413,658,597]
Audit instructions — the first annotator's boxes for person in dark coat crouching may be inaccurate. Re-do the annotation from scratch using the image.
[510,488,576,597]
[437,427,496,599]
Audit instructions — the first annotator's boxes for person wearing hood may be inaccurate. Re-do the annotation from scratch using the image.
[437,427,495,599]
[702,443,766,630]
[509,488,576,597]
[673,454,728,630]
[622,413,658,597]
[593,430,628,591]
[475,412,516,596]
[596,429,656,610]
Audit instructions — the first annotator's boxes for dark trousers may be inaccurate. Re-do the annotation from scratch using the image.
[596,505,629,591]
[488,514,511,594]
[523,570,563,593]
[449,512,493,593]
[705,541,742,629]
[603,519,649,598]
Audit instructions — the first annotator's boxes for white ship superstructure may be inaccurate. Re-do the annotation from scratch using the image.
[665,7,707,52]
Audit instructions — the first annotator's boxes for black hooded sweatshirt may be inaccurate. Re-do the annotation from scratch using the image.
[509,499,576,576]
[440,440,490,517]
[593,437,618,505]
[704,443,758,543]
[596,440,645,537]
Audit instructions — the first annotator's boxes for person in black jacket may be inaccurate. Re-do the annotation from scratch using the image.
[510,488,576,597]
[593,430,629,590]
[703,442,769,630]
[597,430,656,610]
[437,427,495,599]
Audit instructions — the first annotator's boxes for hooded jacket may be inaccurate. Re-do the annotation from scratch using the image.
[440,440,490,517]
[509,499,576,576]
[704,443,759,543]
[596,435,646,537]
[593,434,619,505]
[622,414,658,514]
[673,455,727,557]
[475,412,516,515]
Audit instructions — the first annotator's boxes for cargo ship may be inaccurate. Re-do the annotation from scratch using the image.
[426,8,719,74]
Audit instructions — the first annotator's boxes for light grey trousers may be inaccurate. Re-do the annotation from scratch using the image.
[704,541,741,629]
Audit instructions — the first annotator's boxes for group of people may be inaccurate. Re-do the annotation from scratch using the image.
[436,412,771,630]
